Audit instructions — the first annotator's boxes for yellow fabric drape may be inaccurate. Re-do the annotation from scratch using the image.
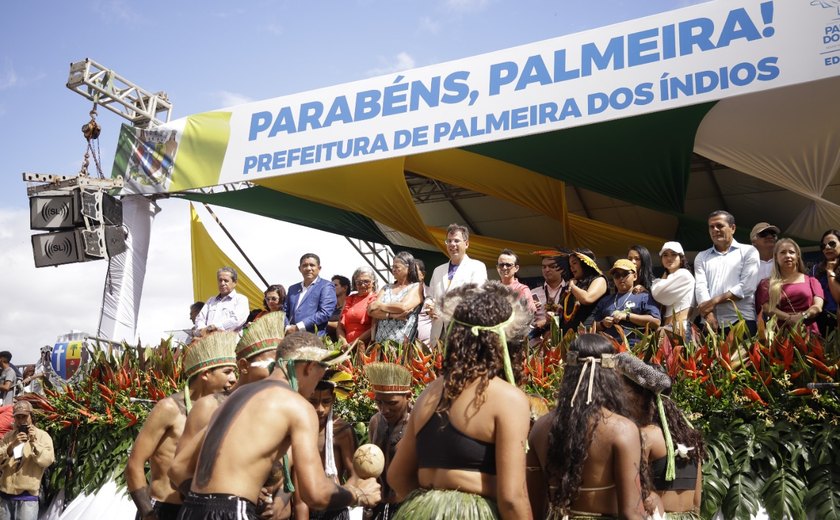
[406,149,569,243]
[171,112,232,192]
[567,214,665,256]
[426,227,547,266]
[190,204,265,311]
[255,150,666,260]
[255,158,437,245]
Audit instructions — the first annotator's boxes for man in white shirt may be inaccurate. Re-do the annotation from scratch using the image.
[695,211,761,334]
[428,224,488,341]
[193,267,250,337]
[750,222,780,282]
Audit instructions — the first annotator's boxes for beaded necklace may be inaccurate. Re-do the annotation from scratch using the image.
[562,289,579,322]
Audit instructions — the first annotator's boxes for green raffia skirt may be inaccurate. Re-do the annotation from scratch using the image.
[392,488,499,519]
[664,512,701,520]
[546,508,616,519]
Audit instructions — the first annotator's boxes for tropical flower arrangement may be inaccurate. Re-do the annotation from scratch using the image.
[25,319,839,519]
[21,340,182,504]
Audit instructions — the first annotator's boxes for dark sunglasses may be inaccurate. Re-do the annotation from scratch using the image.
[497,262,516,269]
[612,270,632,279]
[823,241,838,249]
[757,230,777,238]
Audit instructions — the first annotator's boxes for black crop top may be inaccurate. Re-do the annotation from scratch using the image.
[416,412,496,475]
[651,456,698,490]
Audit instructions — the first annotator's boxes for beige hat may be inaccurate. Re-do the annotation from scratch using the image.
[183,332,238,380]
[13,401,33,416]
[750,222,780,239]
[609,258,637,275]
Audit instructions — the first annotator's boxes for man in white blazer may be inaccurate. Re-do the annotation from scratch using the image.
[428,224,488,341]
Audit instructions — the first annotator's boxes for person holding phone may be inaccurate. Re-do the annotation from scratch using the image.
[0,401,55,520]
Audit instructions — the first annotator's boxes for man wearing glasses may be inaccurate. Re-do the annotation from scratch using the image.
[496,249,537,314]
[750,222,780,282]
[427,224,488,341]
[695,210,760,334]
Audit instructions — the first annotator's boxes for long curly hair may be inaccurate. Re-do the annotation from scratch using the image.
[436,281,531,414]
[658,396,706,465]
[546,334,627,511]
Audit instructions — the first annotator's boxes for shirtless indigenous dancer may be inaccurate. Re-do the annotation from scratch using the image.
[177,331,381,520]
[126,332,238,520]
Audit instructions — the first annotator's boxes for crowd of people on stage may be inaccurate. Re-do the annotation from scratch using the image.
[189,214,839,351]
[121,213,837,520]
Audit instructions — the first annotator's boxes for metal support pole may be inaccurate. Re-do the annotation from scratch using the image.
[202,203,270,288]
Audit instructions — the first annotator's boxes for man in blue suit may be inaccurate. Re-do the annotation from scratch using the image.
[284,253,337,337]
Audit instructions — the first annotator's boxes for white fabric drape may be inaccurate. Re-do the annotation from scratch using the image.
[97,195,159,343]
[694,76,840,240]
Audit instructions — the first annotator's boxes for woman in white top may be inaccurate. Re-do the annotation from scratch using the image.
[650,241,695,337]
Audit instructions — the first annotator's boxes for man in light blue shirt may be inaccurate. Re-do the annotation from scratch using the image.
[694,210,761,334]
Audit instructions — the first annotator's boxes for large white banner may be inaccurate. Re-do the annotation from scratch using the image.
[115,0,840,192]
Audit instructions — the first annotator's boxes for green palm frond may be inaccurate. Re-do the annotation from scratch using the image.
[762,467,807,520]
[805,464,840,519]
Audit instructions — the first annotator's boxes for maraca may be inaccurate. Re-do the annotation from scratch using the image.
[353,443,385,479]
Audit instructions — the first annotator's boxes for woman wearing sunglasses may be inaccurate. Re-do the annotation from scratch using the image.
[337,266,378,345]
[593,259,661,344]
[809,230,840,336]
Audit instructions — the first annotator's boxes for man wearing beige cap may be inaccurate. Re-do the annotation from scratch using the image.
[127,332,238,520]
[0,400,54,520]
[751,222,780,282]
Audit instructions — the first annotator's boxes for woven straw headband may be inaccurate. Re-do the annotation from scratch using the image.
[447,311,517,385]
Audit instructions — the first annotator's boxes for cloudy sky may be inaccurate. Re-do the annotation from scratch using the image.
[1,0,705,363]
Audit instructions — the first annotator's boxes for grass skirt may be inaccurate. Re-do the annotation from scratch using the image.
[663,512,701,520]
[392,488,499,519]
[546,508,616,519]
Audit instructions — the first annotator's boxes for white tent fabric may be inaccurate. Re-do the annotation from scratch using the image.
[97,195,159,343]
[694,76,840,239]
[39,479,135,520]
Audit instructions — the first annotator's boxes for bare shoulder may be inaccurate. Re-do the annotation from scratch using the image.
[192,393,224,415]
[406,379,443,428]
[414,378,443,410]
[151,393,186,423]
[600,411,640,443]
[489,377,528,403]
